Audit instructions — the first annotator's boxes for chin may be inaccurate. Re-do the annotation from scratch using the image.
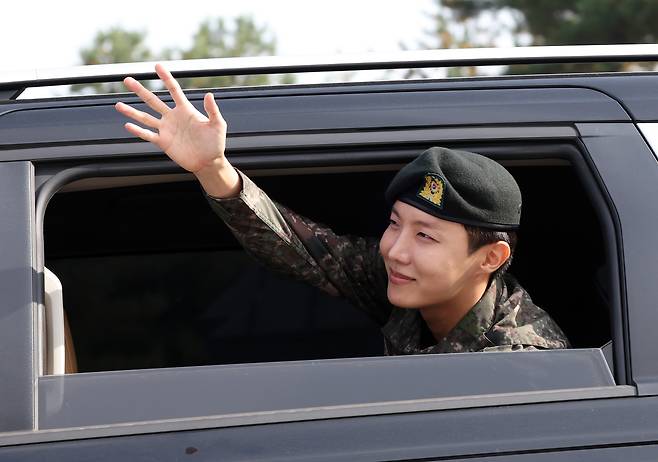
[387,286,420,309]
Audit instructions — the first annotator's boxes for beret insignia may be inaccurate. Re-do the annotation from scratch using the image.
[417,173,445,208]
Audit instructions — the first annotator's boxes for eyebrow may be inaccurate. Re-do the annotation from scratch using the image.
[391,206,443,231]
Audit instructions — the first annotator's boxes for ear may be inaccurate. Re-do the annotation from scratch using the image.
[480,241,511,275]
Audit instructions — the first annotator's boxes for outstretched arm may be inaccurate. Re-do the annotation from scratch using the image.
[116,66,392,325]
[114,63,240,198]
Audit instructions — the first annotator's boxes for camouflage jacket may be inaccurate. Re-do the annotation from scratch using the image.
[206,171,570,354]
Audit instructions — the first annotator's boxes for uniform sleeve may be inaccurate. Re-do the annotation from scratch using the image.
[205,170,393,326]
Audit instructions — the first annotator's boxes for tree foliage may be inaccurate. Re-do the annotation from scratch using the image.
[72,27,152,94]
[416,0,658,75]
[170,16,294,88]
[74,16,293,94]
[445,0,658,46]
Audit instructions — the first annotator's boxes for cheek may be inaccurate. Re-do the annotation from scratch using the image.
[414,246,465,286]
[379,229,393,257]
[415,248,448,280]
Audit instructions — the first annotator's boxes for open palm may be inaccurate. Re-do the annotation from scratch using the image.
[115,63,227,174]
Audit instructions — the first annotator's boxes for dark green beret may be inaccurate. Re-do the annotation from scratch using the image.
[385,147,521,230]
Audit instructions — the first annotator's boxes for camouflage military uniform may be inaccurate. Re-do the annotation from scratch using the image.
[207,171,570,354]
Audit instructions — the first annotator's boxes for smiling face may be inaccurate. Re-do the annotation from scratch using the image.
[379,201,487,310]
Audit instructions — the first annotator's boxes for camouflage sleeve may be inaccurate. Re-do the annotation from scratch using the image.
[205,170,392,325]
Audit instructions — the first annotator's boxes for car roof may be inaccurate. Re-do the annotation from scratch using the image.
[1,45,657,162]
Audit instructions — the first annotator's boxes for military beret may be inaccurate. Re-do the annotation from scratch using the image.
[385,147,521,230]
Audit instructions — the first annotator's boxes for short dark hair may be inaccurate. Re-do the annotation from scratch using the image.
[463,225,518,278]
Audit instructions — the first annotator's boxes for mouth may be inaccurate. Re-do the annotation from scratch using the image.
[388,268,415,285]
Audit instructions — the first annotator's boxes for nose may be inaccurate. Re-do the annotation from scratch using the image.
[386,231,412,265]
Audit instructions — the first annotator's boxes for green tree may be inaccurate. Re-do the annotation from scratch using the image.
[446,0,658,46]
[74,16,294,95]
[169,16,295,88]
[73,27,153,94]
[440,0,658,73]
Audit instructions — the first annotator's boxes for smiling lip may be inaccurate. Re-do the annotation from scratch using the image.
[389,269,415,285]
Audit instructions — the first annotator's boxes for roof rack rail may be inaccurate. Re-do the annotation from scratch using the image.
[2,44,658,97]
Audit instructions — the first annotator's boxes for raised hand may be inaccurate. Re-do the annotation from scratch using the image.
[115,63,228,174]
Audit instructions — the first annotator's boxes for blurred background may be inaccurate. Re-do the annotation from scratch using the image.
[3,0,658,97]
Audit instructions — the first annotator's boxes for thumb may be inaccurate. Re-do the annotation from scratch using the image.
[203,92,225,125]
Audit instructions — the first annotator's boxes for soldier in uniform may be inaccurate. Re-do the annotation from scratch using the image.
[115,64,570,354]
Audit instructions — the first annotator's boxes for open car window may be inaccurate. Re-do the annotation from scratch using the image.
[37,139,627,429]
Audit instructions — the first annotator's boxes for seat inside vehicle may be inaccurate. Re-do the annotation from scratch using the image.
[43,157,611,372]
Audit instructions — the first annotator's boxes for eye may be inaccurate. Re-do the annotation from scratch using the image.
[417,232,436,242]
[388,218,399,227]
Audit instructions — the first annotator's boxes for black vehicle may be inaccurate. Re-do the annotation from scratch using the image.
[2,45,658,461]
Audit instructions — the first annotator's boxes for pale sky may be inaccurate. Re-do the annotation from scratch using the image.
[2,0,437,71]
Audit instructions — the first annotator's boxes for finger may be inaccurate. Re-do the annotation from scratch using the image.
[124,122,160,145]
[203,92,225,125]
[155,63,188,107]
[115,102,161,129]
[123,76,171,115]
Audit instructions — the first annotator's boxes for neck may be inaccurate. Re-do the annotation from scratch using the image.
[419,275,491,341]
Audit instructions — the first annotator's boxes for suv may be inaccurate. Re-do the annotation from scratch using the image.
[2,45,658,461]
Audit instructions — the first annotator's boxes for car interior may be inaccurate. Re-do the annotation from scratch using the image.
[42,148,612,374]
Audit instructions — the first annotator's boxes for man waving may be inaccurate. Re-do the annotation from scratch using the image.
[115,64,569,354]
